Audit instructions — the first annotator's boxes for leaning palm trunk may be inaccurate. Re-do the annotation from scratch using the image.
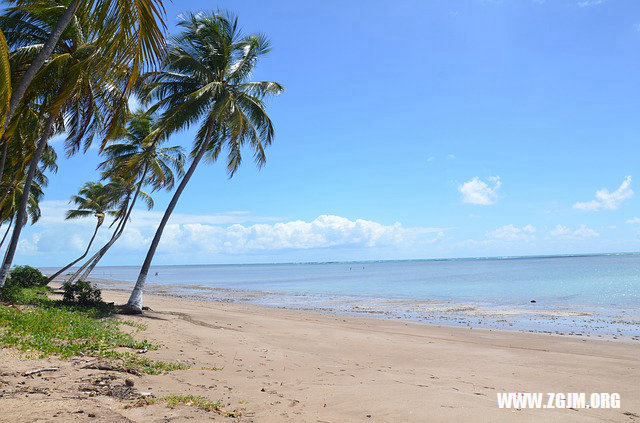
[68,171,146,284]
[2,0,78,136]
[65,243,105,283]
[69,222,120,283]
[0,113,55,287]
[0,217,12,249]
[123,145,208,313]
[66,209,126,283]
[45,218,102,284]
[76,214,129,281]
[66,213,125,283]
[76,228,120,281]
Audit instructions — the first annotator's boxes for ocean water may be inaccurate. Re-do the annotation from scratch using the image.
[43,254,640,339]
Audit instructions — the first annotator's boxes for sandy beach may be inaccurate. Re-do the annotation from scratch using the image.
[1,286,638,422]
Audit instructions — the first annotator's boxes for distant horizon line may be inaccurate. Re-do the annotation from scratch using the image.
[37,251,640,269]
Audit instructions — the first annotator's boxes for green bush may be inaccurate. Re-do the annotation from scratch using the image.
[0,285,51,305]
[62,280,102,304]
[0,283,25,303]
[6,265,47,288]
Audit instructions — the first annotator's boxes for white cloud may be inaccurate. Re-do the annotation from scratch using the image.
[17,201,447,258]
[578,0,607,7]
[486,224,536,241]
[573,224,599,239]
[548,224,599,239]
[34,200,283,227]
[573,176,633,211]
[126,215,445,253]
[626,217,640,224]
[549,224,570,237]
[459,176,501,205]
[634,23,640,32]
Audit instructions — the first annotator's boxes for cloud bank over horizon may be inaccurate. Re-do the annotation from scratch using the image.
[16,201,449,265]
[10,195,629,267]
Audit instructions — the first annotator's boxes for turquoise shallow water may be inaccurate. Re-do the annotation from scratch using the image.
[42,254,640,338]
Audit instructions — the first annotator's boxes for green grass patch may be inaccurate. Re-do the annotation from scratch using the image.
[0,285,188,374]
[122,356,189,375]
[164,394,224,412]
[0,285,53,306]
[199,366,224,371]
[0,303,152,358]
[129,394,227,415]
[120,320,148,332]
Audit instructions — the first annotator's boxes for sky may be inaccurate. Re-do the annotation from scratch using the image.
[11,0,640,266]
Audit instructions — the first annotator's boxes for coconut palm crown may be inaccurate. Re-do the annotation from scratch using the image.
[141,11,284,174]
[99,110,185,192]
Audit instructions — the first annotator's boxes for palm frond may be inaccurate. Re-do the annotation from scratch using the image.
[0,28,11,134]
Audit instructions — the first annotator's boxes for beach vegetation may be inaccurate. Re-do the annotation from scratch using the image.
[6,265,47,288]
[121,319,148,332]
[61,280,103,304]
[124,357,189,374]
[0,283,186,374]
[129,394,230,416]
[163,394,224,412]
[0,284,50,305]
[200,365,225,371]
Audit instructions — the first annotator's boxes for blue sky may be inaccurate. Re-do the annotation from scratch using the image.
[13,0,640,266]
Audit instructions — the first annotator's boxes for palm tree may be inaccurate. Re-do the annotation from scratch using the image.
[0,160,47,248]
[66,110,184,283]
[0,103,57,205]
[64,177,147,283]
[0,177,44,226]
[0,97,43,191]
[66,178,153,283]
[44,182,117,283]
[99,111,185,192]
[1,0,167,139]
[0,2,146,287]
[122,12,284,313]
[0,177,43,252]
[0,122,54,232]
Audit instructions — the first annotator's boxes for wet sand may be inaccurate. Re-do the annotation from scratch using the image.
[92,277,640,340]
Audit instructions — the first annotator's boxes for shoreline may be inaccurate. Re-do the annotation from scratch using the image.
[86,277,640,342]
[2,285,639,421]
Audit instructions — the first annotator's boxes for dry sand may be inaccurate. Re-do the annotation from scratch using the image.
[1,288,638,422]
